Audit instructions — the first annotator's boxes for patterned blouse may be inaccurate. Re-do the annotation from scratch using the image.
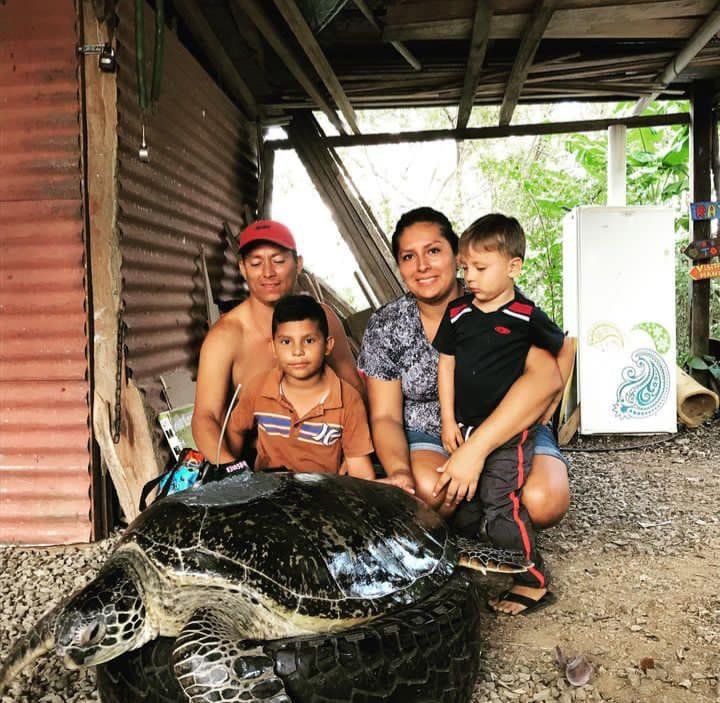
[357,293,442,437]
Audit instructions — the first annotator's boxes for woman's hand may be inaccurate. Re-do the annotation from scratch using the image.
[378,468,416,495]
[433,440,487,505]
[441,418,464,454]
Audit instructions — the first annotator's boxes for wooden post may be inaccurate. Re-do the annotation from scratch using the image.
[607,124,627,206]
[259,145,275,218]
[690,81,712,384]
[81,0,163,525]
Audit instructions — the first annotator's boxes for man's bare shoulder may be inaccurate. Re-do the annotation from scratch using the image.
[203,304,249,346]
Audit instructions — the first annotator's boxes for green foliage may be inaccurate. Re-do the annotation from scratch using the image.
[563,115,706,365]
[327,103,717,364]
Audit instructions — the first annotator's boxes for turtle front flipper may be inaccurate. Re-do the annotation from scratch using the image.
[0,604,58,695]
[173,608,290,703]
[454,537,531,574]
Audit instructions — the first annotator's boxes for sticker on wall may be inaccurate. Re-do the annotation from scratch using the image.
[587,321,624,351]
[612,349,671,419]
[631,322,671,355]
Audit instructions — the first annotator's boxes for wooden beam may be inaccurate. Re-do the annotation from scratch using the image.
[456,0,492,129]
[351,0,422,71]
[690,81,713,385]
[82,0,162,525]
[633,2,720,114]
[267,112,690,149]
[171,0,257,119]
[383,1,714,41]
[286,114,402,302]
[272,0,361,134]
[499,0,557,126]
[231,0,346,134]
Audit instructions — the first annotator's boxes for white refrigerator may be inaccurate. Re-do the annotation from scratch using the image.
[563,207,677,434]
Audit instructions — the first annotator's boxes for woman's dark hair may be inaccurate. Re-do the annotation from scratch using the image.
[272,294,329,338]
[391,207,459,261]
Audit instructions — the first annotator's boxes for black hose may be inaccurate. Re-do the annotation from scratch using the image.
[562,434,675,453]
[151,0,164,103]
[135,0,148,110]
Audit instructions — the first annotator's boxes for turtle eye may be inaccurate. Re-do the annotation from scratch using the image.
[78,620,106,646]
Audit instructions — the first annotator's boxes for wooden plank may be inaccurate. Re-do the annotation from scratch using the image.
[384,18,701,41]
[232,0,345,134]
[272,0,361,134]
[171,0,257,118]
[524,80,676,96]
[385,0,715,25]
[457,0,493,129]
[351,0,422,71]
[690,81,713,384]
[268,112,691,149]
[286,113,403,303]
[558,404,580,446]
[383,1,710,41]
[386,0,713,25]
[499,0,558,126]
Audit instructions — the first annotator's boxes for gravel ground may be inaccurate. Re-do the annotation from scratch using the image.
[1,418,718,703]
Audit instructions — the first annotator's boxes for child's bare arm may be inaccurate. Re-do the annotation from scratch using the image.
[225,425,246,461]
[344,455,376,481]
[438,353,464,453]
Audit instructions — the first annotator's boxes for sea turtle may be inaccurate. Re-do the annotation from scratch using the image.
[0,471,528,703]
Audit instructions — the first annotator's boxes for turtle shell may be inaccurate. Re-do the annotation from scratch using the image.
[117,472,456,620]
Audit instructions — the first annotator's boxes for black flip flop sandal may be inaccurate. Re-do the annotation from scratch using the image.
[487,589,557,616]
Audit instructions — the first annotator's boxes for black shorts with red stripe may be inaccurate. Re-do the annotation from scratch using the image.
[471,425,548,589]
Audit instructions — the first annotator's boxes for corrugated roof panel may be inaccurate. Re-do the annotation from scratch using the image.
[116,0,257,422]
[0,1,91,545]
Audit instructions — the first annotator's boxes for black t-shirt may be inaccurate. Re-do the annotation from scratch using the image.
[432,291,564,426]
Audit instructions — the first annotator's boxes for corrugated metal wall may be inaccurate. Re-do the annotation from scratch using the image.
[116,0,257,416]
[0,1,92,544]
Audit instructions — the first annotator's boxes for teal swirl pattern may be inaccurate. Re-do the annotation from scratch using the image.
[612,348,671,419]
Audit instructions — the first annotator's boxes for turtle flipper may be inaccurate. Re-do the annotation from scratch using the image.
[454,537,531,574]
[0,605,57,695]
[173,608,290,703]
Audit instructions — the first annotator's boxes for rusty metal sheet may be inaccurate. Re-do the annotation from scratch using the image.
[116,0,257,423]
[0,1,91,545]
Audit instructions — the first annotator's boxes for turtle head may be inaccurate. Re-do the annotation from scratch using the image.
[0,566,149,693]
[55,565,151,668]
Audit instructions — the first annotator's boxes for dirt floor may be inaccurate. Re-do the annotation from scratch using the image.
[472,418,720,703]
[0,418,718,703]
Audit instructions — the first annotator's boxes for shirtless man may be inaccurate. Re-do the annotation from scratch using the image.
[191,220,361,464]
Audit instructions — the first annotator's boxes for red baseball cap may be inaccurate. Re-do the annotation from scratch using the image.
[237,220,297,253]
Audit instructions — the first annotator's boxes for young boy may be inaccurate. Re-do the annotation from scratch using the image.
[433,213,565,606]
[226,295,375,479]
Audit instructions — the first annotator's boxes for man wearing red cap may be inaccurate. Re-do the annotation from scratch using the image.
[191,220,362,464]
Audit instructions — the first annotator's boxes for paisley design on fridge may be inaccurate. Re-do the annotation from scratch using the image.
[612,348,671,418]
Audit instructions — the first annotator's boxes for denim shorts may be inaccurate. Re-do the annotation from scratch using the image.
[406,429,448,456]
[534,423,568,467]
[406,424,567,467]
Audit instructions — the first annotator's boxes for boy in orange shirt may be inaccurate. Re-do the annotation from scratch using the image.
[226,295,375,478]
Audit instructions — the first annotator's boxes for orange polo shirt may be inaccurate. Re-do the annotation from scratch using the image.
[228,366,373,473]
